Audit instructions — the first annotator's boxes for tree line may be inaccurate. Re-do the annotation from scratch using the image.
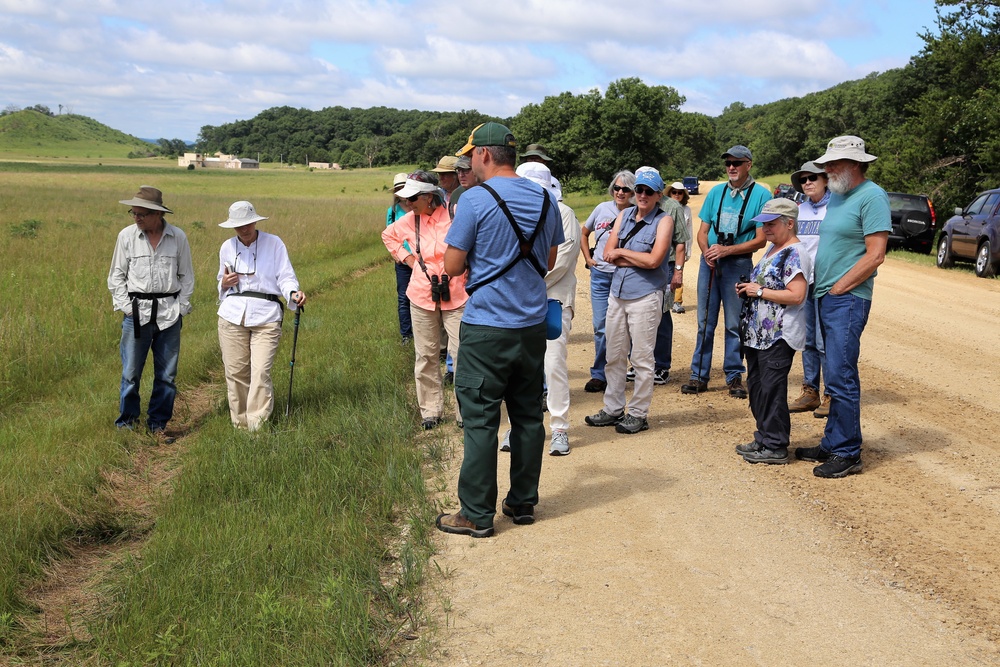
[193,0,992,213]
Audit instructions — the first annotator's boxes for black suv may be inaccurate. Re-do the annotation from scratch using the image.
[887,192,937,254]
[937,188,1000,278]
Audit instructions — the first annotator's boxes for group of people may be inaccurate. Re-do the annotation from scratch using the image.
[108,187,306,442]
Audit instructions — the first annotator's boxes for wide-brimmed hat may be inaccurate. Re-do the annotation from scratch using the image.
[431,156,458,173]
[791,161,826,193]
[456,122,516,156]
[813,135,877,164]
[520,143,552,162]
[393,172,408,190]
[219,200,268,228]
[722,145,753,161]
[752,197,799,223]
[119,186,172,213]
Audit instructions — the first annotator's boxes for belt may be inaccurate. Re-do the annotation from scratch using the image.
[227,290,284,306]
[128,290,180,338]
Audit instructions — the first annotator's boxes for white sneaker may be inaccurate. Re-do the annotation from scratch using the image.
[549,429,570,456]
[500,428,511,452]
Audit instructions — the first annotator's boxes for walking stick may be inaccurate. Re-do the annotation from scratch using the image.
[285,305,303,417]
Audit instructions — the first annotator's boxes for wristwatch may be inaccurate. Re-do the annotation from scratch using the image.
[755,288,764,298]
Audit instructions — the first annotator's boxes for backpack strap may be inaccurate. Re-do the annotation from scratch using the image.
[467,183,550,293]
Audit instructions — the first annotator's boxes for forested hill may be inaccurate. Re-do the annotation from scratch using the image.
[191,1,1000,213]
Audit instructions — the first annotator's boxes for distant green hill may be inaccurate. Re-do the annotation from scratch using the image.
[0,110,155,158]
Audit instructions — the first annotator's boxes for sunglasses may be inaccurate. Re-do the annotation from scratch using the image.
[406,193,424,203]
[634,185,658,196]
[612,185,632,193]
[724,160,748,168]
[800,174,822,183]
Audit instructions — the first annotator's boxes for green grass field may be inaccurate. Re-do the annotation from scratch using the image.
[0,161,449,664]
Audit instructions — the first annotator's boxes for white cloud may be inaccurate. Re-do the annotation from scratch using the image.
[379,36,555,81]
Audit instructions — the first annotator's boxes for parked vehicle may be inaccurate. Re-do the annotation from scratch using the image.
[887,192,937,254]
[772,183,805,203]
[682,176,699,196]
[937,188,1000,277]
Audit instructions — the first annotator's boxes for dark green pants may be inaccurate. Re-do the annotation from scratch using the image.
[453,322,547,528]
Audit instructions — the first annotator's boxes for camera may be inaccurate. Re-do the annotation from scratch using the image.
[430,274,451,302]
[738,274,749,301]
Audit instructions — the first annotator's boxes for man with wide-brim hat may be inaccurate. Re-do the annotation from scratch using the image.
[108,186,194,441]
[787,161,832,417]
[434,122,565,538]
[217,201,306,431]
[792,135,890,478]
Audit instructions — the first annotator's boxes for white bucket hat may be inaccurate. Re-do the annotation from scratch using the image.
[813,135,878,164]
[219,200,268,228]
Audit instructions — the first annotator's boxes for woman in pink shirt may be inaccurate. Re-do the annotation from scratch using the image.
[382,170,469,429]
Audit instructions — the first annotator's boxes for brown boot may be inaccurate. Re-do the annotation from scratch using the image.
[813,394,831,418]
[788,385,821,412]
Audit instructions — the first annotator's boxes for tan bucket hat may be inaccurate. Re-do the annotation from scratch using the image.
[119,186,172,213]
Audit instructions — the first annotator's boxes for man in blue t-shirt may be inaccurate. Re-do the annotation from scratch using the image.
[682,145,770,398]
[793,135,891,479]
[437,122,564,538]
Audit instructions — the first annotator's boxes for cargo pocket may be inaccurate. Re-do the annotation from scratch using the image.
[453,373,485,424]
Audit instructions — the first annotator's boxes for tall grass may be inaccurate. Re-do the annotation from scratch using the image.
[0,163,442,664]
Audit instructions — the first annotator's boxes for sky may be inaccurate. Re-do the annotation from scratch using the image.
[0,0,944,141]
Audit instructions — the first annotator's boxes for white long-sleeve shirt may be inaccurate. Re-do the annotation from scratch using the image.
[108,222,194,328]
[216,231,300,327]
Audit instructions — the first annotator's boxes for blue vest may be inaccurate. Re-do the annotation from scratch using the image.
[610,205,671,300]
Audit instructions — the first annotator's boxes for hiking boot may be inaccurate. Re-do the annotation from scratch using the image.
[500,428,511,452]
[549,429,570,456]
[671,302,685,314]
[542,389,548,413]
[789,385,821,412]
[681,379,708,394]
[735,441,763,455]
[741,445,790,465]
[794,445,831,462]
[436,512,494,538]
[422,417,441,430]
[585,409,623,427]
[813,455,862,478]
[626,367,636,382]
[615,413,648,434]
[728,376,748,399]
[584,378,607,393]
[813,395,831,418]
[501,499,535,525]
[653,368,670,385]
[443,371,454,386]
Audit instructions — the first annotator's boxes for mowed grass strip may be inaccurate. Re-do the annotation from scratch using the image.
[0,164,440,664]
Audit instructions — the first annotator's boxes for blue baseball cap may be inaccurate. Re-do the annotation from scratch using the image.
[634,169,664,192]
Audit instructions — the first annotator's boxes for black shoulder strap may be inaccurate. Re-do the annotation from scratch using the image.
[713,183,757,240]
[616,206,651,249]
[467,183,550,293]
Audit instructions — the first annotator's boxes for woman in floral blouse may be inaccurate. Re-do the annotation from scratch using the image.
[734,198,811,465]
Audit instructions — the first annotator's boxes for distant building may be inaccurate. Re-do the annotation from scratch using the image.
[179,152,259,169]
[308,161,343,170]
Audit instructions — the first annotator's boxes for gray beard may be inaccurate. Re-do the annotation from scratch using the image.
[828,171,854,195]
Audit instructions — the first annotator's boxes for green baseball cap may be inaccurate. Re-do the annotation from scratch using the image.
[456,122,516,156]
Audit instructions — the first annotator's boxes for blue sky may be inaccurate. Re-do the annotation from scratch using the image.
[0,0,942,140]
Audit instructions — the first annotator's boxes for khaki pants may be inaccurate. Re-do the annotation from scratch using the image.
[411,303,463,422]
[218,317,283,430]
[604,291,662,419]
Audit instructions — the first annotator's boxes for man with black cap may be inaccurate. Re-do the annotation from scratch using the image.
[794,136,890,478]
[108,186,194,441]
[682,146,770,399]
[437,123,564,538]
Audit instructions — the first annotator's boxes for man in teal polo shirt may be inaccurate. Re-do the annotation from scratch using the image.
[794,136,891,478]
[437,122,564,538]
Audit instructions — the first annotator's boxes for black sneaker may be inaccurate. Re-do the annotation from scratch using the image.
[813,455,862,478]
[794,445,831,462]
[742,445,789,465]
[422,417,441,430]
[443,371,454,385]
[615,414,649,434]
[502,500,535,525]
[585,409,623,427]
[735,441,763,455]
[727,376,748,398]
[625,367,636,382]
[681,379,708,394]
[584,378,607,393]
[653,368,669,385]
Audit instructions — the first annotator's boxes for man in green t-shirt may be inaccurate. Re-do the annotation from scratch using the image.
[793,136,891,479]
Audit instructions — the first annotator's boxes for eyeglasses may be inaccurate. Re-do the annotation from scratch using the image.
[612,185,633,193]
[406,193,424,203]
[233,250,256,275]
[800,174,822,183]
[724,160,748,168]
[129,209,155,221]
[634,186,658,196]
[456,167,472,174]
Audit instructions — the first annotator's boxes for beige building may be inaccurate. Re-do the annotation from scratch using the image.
[179,152,259,169]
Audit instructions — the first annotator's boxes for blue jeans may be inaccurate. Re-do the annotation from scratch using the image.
[689,255,751,383]
[117,316,182,431]
[589,268,614,381]
[818,293,871,458]
[802,285,826,392]
[395,262,413,340]
[653,264,675,372]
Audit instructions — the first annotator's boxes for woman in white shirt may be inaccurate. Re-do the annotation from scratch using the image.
[217,201,306,430]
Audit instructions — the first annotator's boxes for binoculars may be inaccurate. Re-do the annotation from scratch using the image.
[430,274,451,302]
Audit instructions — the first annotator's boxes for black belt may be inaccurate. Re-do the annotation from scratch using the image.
[128,290,180,338]
[227,290,284,305]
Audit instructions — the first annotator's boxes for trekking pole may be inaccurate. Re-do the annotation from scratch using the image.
[285,305,303,418]
[694,262,716,383]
